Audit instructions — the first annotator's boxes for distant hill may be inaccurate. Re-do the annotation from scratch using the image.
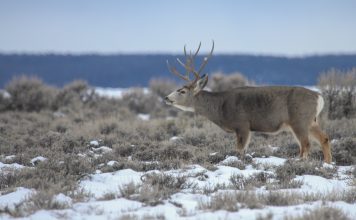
[1,54,356,87]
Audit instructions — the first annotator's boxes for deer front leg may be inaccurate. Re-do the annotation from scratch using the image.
[310,124,332,163]
[235,130,251,160]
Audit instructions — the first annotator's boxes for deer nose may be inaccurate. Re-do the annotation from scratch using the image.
[164,96,172,103]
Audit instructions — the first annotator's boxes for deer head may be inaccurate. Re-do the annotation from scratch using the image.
[165,41,214,111]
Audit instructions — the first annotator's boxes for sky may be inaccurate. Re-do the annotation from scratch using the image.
[0,0,355,56]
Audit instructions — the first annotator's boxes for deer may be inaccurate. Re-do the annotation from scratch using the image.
[164,41,332,163]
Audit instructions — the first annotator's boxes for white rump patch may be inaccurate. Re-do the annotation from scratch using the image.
[316,95,324,116]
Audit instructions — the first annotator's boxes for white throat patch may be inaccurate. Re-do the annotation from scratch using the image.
[172,104,195,112]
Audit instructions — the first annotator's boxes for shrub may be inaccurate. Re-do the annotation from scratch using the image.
[0,170,17,190]
[266,179,303,190]
[0,90,11,111]
[137,173,190,205]
[6,156,94,193]
[25,190,71,211]
[149,78,178,98]
[198,191,262,211]
[275,159,336,183]
[208,72,253,92]
[331,137,356,165]
[53,80,95,110]
[199,193,239,212]
[318,68,356,119]
[119,182,140,199]
[323,118,356,139]
[285,206,350,220]
[262,191,300,206]
[230,172,271,190]
[5,76,56,111]
[121,88,161,114]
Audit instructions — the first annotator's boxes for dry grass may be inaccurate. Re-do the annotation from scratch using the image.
[0,76,355,216]
[285,206,350,220]
[137,173,192,206]
[198,192,240,211]
[198,189,356,212]
[117,173,193,206]
[230,172,273,190]
[275,159,337,183]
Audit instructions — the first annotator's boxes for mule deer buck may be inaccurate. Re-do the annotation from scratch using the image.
[165,41,332,163]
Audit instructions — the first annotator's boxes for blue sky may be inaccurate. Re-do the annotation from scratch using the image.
[0,0,355,55]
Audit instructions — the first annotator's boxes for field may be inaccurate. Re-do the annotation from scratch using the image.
[0,75,356,220]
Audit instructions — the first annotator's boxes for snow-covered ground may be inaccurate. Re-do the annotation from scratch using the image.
[94,87,149,99]
[1,155,355,220]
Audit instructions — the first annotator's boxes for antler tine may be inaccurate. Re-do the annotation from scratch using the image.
[176,57,193,80]
[186,42,202,81]
[179,44,195,80]
[166,60,190,82]
[197,40,214,75]
[177,58,189,70]
[193,42,202,58]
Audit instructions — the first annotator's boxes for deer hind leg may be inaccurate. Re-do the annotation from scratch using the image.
[290,125,311,160]
[235,130,251,158]
[310,124,332,163]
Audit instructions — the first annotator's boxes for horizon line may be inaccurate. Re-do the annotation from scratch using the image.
[1,51,356,58]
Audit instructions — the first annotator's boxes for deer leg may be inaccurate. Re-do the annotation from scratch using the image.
[300,137,311,160]
[310,124,332,163]
[235,130,251,160]
[290,126,311,160]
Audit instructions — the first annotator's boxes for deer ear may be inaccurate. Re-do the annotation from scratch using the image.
[193,74,208,95]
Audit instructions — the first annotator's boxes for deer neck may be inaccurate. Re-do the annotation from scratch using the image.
[193,91,223,121]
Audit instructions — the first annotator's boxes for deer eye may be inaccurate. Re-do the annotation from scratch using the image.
[180,90,186,94]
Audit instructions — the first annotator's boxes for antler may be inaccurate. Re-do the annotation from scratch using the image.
[167,41,214,86]
[197,40,214,75]
[166,60,190,82]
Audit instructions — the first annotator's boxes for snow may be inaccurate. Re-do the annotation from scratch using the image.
[322,162,335,169]
[2,155,355,219]
[92,146,112,154]
[0,162,26,169]
[95,87,149,99]
[170,192,208,215]
[0,187,33,212]
[303,86,320,92]
[219,156,241,165]
[30,156,47,165]
[52,193,72,207]
[89,140,99,146]
[53,111,65,118]
[79,169,142,198]
[170,136,184,143]
[253,156,287,166]
[73,198,143,216]
[295,175,349,193]
[0,90,10,99]
[94,87,128,98]
[331,139,339,144]
[4,155,16,161]
[107,160,119,166]
[137,113,150,121]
